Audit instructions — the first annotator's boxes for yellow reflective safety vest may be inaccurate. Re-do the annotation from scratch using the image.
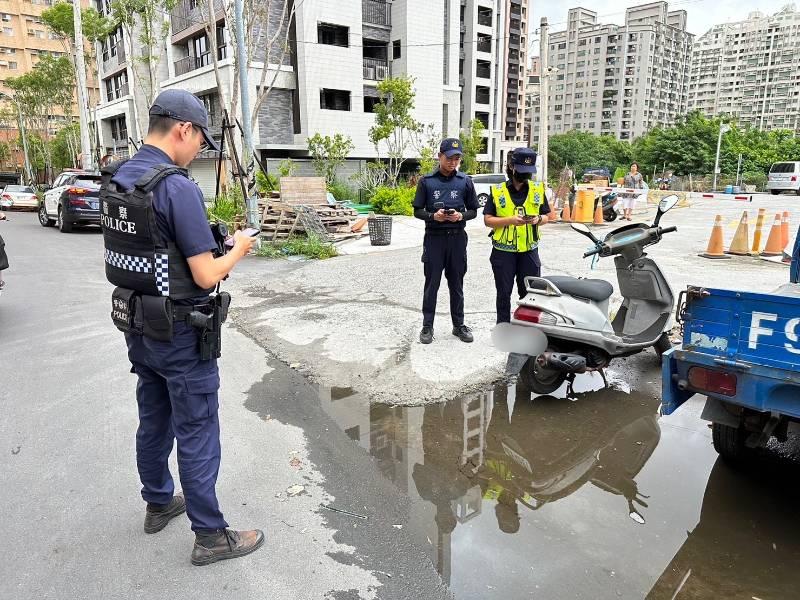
[490,181,545,252]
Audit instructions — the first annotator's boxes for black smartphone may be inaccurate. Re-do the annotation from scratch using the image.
[444,208,456,215]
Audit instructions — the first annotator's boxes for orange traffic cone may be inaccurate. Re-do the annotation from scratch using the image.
[761,213,784,257]
[593,198,604,224]
[561,199,572,222]
[781,211,790,250]
[751,208,766,254]
[725,211,750,255]
[699,215,732,259]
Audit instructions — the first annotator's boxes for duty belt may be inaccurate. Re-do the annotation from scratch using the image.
[426,227,466,236]
[173,303,213,321]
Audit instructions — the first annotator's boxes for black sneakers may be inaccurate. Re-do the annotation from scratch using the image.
[419,326,434,344]
[143,492,186,534]
[452,325,474,343]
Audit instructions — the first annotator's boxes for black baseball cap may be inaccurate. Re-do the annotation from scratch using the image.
[149,89,220,151]
[512,147,537,173]
[439,137,464,157]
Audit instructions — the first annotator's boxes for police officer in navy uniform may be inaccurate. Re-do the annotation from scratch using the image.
[413,138,480,344]
[483,148,551,323]
[100,89,263,566]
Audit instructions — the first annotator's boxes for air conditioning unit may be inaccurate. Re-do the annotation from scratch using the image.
[364,65,376,79]
[375,64,388,80]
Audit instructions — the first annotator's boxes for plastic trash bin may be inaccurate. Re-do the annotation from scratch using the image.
[368,215,392,246]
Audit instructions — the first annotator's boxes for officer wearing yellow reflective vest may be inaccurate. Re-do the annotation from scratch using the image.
[483,148,551,323]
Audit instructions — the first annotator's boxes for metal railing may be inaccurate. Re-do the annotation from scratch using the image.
[171,0,223,35]
[362,0,390,27]
[174,54,210,77]
[362,57,389,80]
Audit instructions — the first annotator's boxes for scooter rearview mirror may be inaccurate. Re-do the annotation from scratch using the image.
[653,194,679,227]
[570,222,600,243]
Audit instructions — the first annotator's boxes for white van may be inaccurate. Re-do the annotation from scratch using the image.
[767,161,800,195]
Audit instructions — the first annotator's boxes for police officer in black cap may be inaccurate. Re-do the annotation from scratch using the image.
[100,89,263,565]
[484,147,551,323]
[413,137,480,344]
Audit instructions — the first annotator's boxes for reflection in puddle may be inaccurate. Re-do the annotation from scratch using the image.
[309,371,800,598]
[316,377,661,590]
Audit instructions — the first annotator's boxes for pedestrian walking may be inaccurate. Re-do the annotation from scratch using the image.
[622,162,644,221]
[484,148,550,323]
[413,138,480,344]
[99,89,263,566]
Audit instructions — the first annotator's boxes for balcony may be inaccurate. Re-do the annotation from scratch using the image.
[477,8,493,27]
[476,36,492,53]
[171,0,223,35]
[102,44,126,72]
[363,57,389,80]
[476,62,491,79]
[174,54,211,77]
[363,0,391,27]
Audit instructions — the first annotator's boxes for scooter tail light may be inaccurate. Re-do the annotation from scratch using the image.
[513,306,558,325]
[687,367,737,397]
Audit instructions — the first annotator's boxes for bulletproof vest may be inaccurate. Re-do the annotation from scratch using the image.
[100,161,215,300]
[423,170,469,212]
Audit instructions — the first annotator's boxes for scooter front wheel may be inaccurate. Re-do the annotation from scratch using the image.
[519,356,567,394]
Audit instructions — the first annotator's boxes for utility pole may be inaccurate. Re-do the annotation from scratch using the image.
[538,17,549,186]
[712,122,730,192]
[72,0,93,171]
[233,0,257,227]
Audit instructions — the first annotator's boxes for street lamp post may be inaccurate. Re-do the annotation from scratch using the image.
[0,92,34,185]
[712,123,731,192]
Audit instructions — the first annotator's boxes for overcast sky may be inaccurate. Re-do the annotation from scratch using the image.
[532,0,794,43]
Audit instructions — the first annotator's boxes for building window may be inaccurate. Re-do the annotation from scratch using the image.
[392,39,401,59]
[364,96,380,113]
[109,115,127,141]
[320,88,350,111]
[318,23,348,47]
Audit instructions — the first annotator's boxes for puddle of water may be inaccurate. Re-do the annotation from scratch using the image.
[313,373,800,599]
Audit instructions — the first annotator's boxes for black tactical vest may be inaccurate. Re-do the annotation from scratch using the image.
[100,161,214,300]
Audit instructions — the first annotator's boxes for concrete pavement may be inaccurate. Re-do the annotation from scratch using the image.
[0,213,451,600]
[230,193,795,405]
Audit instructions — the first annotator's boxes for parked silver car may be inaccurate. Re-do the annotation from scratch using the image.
[469,173,507,207]
[767,161,800,195]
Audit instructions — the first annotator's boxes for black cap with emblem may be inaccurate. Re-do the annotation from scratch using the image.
[511,147,537,173]
[439,137,464,157]
[149,89,221,152]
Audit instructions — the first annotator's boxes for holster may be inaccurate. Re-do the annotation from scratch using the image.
[192,292,231,361]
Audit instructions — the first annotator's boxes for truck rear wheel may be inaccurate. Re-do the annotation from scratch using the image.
[712,422,751,462]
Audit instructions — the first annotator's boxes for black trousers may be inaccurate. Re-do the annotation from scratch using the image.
[422,230,468,327]
[490,247,541,323]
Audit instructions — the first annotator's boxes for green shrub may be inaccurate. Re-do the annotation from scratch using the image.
[256,170,279,194]
[327,179,356,202]
[742,171,767,190]
[371,185,416,215]
[207,186,244,229]
[256,234,338,260]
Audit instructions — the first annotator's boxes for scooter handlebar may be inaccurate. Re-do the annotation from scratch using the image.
[659,226,678,234]
[583,247,602,258]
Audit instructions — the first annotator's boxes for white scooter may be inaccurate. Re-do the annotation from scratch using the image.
[505,195,680,394]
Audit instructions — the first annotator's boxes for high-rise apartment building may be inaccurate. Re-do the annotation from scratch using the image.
[523,55,540,149]
[93,0,520,192]
[688,5,800,132]
[0,0,98,181]
[547,2,692,141]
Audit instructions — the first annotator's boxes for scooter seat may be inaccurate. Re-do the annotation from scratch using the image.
[543,275,614,302]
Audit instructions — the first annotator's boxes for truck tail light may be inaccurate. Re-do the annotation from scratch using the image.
[688,367,737,396]
[513,306,558,325]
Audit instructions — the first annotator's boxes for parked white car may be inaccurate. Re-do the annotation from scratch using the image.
[470,173,507,207]
[767,161,800,195]
[0,185,38,209]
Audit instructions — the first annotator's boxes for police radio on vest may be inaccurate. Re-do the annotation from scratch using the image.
[102,214,137,234]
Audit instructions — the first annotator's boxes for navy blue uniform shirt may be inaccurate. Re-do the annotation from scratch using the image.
[112,145,217,259]
[413,169,480,230]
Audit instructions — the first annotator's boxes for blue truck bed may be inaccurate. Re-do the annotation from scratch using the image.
[662,285,800,419]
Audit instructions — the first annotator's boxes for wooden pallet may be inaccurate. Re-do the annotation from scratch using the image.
[260,201,364,242]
